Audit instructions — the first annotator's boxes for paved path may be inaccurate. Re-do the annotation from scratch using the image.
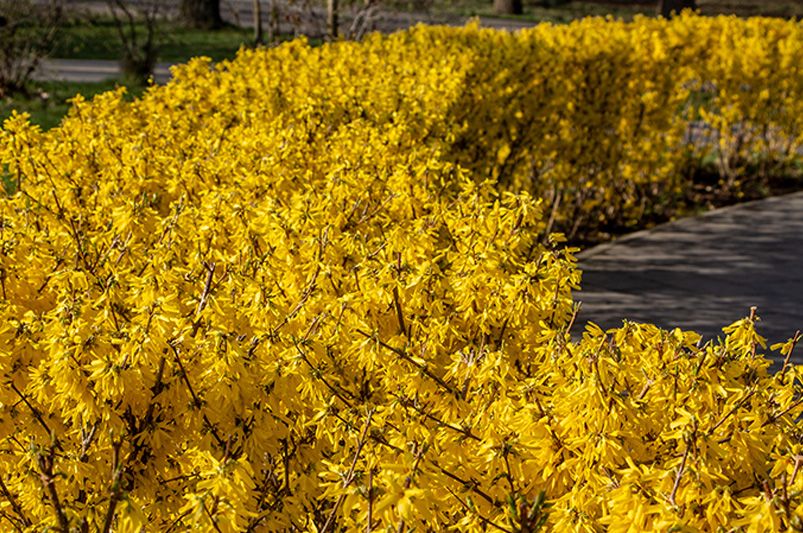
[34,59,173,84]
[33,6,533,84]
[577,192,803,356]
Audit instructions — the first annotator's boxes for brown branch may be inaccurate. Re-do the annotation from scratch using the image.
[533,395,568,453]
[693,345,709,376]
[391,393,479,441]
[430,461,496,506]
[396,445,425,533]
[356,329,457,397]
[101,440,123,533]
[191,262,216,337]
[0,509,24,532]
[589,336,608,396]
[78,421,99,462]
[9,382,61,449]
[779,331,801,382]
[669,443,690,507]
[320,410,374,533]
[636,379,653,401]
[202,499,224,533]
[502,446,516,495]
[37,450,69,532]
[0,475,30,528]
[708,388,756,435]
[163,507,194,533]
[564,302,581,337]
[366,466,374,533]
[392,286,407,337]
[293,339,355,408]
[791,455,803,487]
[271,264,322,337]
[444,486,512,533]
[763,395,803,428]
[168,342,226,449]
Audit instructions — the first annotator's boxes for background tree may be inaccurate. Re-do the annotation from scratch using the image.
[253,0,263,44]
[494,0,522,15]
[106,0,161,84]
[659,0,696,17]
[181,0,222,30]
[0,0,63,97]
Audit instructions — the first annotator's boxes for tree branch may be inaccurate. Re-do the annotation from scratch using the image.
[168,342,226,449]
[356,329,457,397]
[669,443,690,507]
[293,339,355,407]
[445,486,512,533]
[191,261,216,337]
[101,440,123,533]
[9,382,61,450]
[37,450,69,532]
[0,475,30,528]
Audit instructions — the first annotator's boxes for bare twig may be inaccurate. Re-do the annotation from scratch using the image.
[708,388,756,435]
[391,392,479,441]
[779,331,801,382]
[396,445,425,533]
[565,302,581,337]
[78,421,99,462]
[356,329,456,397]
[0,475,30,528]
[37,450,69,532]
[101,440,124,533]
[392,286,407,337]
[430,461,496,506]
[791,455,803,487]
[168,342,226,449]
[589,335,608,396]
[9,382,60,448]
[202,499,225,533]
[320,410,374,533]
[366,467,374,533]
[502,446,516,495]
[444,486,512,533]
[293,339,355,407]
[191,262,216,337]
[763,395,803,428]
[636,379,653,401]
[669,443,690,507]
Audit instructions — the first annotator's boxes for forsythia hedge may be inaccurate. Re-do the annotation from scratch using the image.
[1,14,803,532]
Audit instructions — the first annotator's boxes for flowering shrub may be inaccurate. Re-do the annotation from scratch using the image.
[1,15,803,532]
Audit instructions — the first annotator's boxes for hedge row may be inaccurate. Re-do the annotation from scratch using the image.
[0,15,802,532]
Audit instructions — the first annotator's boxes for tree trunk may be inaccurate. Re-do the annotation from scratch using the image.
[253,0,263,44]
[181,0,223,29]
[267,0,279,44]
[658,0,696,18]
[327,0,338,41]
[494,0,522,15]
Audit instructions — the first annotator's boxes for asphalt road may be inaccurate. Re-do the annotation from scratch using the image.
[577,192,803,359]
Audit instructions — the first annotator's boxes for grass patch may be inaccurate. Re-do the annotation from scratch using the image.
[51,18,254,64]
[1,80,146,131]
